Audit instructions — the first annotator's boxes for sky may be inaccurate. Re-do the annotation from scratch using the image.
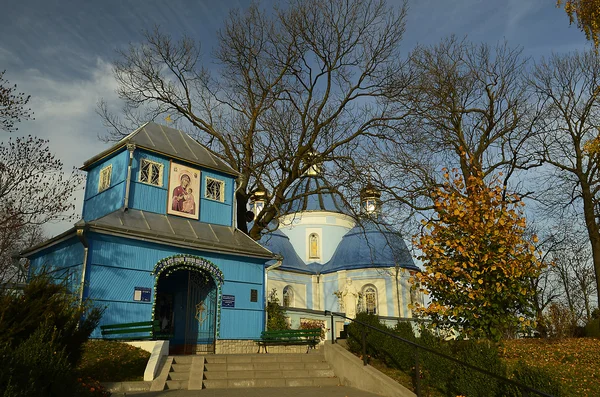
[0,0,593,238]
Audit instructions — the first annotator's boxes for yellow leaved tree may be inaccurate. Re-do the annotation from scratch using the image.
[557,0,600,49]
[412,169,544,341]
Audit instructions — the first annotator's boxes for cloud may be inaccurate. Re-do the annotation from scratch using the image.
[3,58,123,238]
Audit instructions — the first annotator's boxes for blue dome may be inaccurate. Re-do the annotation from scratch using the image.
[259,230,312,274]
[320,222,418,274]
[282,176,349,214]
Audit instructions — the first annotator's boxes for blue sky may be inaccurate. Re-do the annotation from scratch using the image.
[0,0,592,237]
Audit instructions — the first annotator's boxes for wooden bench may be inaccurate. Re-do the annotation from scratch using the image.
[256,328,322,353]
[100,320,162,340]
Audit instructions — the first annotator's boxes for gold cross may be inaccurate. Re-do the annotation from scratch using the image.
[195,301,206,325]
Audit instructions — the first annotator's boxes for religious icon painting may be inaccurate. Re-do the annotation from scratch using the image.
[167,161,200,219]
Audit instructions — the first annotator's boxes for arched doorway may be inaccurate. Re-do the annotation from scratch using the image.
[152,255,224,354]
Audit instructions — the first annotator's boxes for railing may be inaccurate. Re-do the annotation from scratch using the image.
[324,311,554,397]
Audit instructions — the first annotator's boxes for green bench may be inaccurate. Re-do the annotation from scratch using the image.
[100,320,163,340]
[256,328,322,353]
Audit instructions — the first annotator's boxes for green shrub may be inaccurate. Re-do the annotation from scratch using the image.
[448,340,505,397]
[344,316,563,397]
[380,321,416,371]
[266,289,289,330]
[0,326,75,397]
[0,273,103,366]
[584,318,600,337]
[0,273,105,397]
[346,313,389,360]
[503,361,564,397]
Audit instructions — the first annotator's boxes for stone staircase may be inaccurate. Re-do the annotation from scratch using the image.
[203,353,339,388]
[165,356,193,390]
[157,352,339,390]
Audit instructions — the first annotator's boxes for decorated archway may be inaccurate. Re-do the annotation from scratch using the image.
[152,255,224,354]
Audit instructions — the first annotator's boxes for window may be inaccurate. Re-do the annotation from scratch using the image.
[205,177,225,202]
[308,233,319,259]
[98,165,112,192]
[283,285,294,308]
[364,285,377,315]
[139,159,163,186]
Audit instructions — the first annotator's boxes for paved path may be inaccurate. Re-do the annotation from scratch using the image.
[111,386,382,397]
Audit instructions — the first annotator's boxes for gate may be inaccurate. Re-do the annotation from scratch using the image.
[183,270,217,354]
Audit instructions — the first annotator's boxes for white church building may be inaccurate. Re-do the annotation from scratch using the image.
[256,173,420,331]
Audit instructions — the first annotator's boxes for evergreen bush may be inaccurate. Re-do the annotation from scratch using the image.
[447,340,505,397]
[0,273,103,365]
[0,273,104,396]
[584,318,600,337]
[0,326,75,397]
[503,361,564,396]
[343,314,561,396]
[266,289,289,330]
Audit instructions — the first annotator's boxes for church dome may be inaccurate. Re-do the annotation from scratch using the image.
[282,175,349,214]
[259,230,312,274]
[320,222,418,274]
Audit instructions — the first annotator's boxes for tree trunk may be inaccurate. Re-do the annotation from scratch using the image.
[236,190,249,235]
[579,180,600,312]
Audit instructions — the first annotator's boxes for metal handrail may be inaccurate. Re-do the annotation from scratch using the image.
[325,311,554,397]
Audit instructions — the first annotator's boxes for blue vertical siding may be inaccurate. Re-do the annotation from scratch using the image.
[127,151,235,227]
[86,233,266,339]
[90,302,153,338]
[28,237,83,274]
[200,170,234,226]
[27,237,84,295]
[129,151,169,214]
[219,309,263,339]
[83,150,128,221]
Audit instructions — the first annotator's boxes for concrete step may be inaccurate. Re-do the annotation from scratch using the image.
[204,354,326,364]
[203,368,335,380]
[171,355,194,365]
[204,361,330,372]
[165,380,187,390]
[170,363,191,372]
[203,377,339,389]
[167,372,190,381]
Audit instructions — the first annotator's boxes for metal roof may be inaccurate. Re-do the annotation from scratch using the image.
[259,230,312,273]
[82,122,237,176]
[260,219,417,275]
[320,221,418,274]
[282,175,350,214]
[22,210,274,260]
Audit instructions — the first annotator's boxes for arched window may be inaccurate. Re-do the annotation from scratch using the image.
[363,285,377,315]
[283,285,294,308]
[308,233,319,259]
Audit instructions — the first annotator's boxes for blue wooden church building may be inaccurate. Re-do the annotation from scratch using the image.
[22,122,273,354]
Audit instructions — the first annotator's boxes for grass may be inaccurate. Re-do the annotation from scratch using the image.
[501,337,600,397]
[76,340,151,382]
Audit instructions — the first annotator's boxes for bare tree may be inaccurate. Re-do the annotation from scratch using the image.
[528,228,563,337]
[371,36,537,214]
[100,0,409,239]
[552,233,597,323]
[0,71,34,132]
[529,50,600,309]
[0,137,82,280]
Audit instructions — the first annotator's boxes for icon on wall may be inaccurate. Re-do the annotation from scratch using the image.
[167,162,200,219]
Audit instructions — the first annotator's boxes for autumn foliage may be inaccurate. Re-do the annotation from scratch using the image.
[412,170,544,340]
[557,0,600,49]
